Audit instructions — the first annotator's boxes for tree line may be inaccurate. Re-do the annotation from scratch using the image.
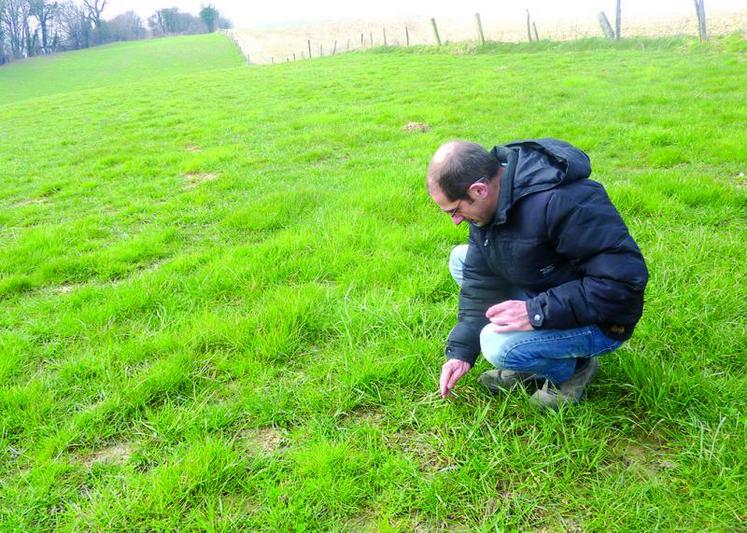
[0,1,232,65]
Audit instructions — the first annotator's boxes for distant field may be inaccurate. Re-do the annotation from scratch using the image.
[0,33,244,104]
[0,33,746,530]
[227,10,747,63]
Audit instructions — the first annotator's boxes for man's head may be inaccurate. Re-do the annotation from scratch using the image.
[427,140,502,226]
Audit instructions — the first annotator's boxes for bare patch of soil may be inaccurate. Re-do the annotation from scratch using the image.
[56,284,80,294]
[184,172,219,189]
[619,440,676,478]
[185,143,203,153]
[385,428,449,472]
[402,122,430,133]
[84,442,134,467]
[239,426,289,454]
[12,198,48,207]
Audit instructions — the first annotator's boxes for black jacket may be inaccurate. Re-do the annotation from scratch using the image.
[446,138,649,366]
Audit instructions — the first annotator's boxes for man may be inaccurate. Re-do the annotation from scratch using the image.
[427,138,648,409]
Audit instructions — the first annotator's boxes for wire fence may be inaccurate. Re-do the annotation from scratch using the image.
[225,10,747,64]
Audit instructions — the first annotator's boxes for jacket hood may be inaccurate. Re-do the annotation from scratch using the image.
[489,138,592,226]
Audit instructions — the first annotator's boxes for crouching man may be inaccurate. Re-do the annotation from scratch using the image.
[427,139,648,409]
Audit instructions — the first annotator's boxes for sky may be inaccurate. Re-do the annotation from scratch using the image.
[106,0,747,28]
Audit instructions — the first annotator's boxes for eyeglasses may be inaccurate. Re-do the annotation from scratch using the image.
[446,176,488,218]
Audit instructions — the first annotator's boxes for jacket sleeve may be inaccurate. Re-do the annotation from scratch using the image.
[445,230,519,365]
[525,181,649,330]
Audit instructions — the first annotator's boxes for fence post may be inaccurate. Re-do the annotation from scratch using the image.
[320,44,323,56]
[694,0,708,41]
[332,40,337,55]
[370,32,373,47]
[615,0,622,40]
[597,12,615,40]
[360,33,364,47]
[293,52,296,61]
[383,27,387,46]
[405,26,410,46]
[307,39,312,58]
[475,13,485,45]
[430,18,442,46]
[526,10,533,42]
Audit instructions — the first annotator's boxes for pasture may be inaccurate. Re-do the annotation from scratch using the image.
[0,32,745,530]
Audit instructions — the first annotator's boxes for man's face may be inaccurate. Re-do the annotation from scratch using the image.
[429,180,496,227]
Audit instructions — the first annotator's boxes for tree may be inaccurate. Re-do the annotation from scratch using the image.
[216,15,231,29]
[148,7,205,36]
[58,0,89,49]
[0,0,6,63]
[198,4,217,33]
[81,0,107,44]
[0,0,29,58]
[81,0,105,28]
[147,9,165,36]
[107,10,144,41]
[29,0,59,54]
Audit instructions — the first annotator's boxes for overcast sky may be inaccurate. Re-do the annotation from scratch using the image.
[106,0,747,28]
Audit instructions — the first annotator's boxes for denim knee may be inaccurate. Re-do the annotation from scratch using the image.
[480,323,524,369]
[449,244,468,288]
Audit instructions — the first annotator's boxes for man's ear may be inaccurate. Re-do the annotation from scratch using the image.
[469,181,490,199]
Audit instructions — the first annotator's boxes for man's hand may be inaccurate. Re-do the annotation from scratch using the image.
[439,359,472,398]
[486,300,534,332]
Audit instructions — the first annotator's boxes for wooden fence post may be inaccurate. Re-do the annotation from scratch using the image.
[360,33,364,47]
[430,18,442,46]
[405,26,410,46]
[597,12,615,40]
[332,40,337,55]
[526,10,533,42]
[475,13,485,45]
[615,0,622,40]
[293,52,296,61]
[383,27,387,46]
[307,39,312,58]
[320,44,323,56]
[370,32,373,47]
[694,0,708,41]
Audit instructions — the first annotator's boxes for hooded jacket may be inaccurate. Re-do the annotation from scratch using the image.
[445,138,649,366]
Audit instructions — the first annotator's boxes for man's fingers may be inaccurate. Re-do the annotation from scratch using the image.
[486,301,510,318]
[446,367,463,390]
[439,366,453,397]
[491,323,524,333]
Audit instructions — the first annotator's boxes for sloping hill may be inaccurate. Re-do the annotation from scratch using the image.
[0,35,745,530]
[0,33,244,104]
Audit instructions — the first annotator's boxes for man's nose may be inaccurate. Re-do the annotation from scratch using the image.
[451,214,465,225]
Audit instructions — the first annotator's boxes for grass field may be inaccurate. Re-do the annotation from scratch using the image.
[1,33,746,530]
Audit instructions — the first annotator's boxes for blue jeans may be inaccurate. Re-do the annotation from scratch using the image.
[449,245,623,384]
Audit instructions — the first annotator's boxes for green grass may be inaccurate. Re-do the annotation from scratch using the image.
[0,33,244,104]
[1,33,745,530]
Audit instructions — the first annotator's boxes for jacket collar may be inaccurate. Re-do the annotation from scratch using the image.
[489,146,518,227]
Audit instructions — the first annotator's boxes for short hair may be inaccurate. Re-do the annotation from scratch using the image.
[427,141,500,201]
